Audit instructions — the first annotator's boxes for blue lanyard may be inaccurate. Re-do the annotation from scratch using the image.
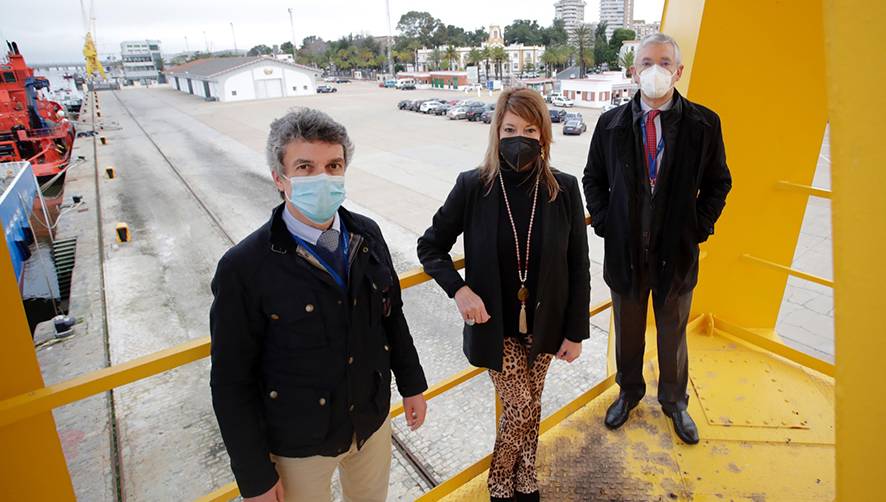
[640,116,665,181]
[290,221,350,289]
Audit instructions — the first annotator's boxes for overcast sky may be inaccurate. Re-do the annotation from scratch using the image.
[2,0,665,63]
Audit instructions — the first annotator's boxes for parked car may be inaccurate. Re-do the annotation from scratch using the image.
[384,79,397,88]
[563,120,587,135]
[323,76,336,82]
[421,101,444,113]
[410,99,431,111]
[551,96,574,107]
[481,109,494,123]
[447,106,468,120]
[564,111,584,123]
[335,77,351,83]
[545,92,564,103]
[397,99,412,110]
[432,103,452,116]
[601,103,619,112]
[400,83,416,90]
[549,109,567,123]
[317,85,337,93]
[465,104,489,122]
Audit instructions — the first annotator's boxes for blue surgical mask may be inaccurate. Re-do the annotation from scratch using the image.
[283,173,346,224]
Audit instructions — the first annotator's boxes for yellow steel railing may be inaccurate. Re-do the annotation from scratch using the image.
[0,214,608,501]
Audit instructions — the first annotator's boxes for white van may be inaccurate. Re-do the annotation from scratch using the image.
[395,78,416,89]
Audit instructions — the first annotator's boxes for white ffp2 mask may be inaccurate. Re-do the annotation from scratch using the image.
[639,65,675,99]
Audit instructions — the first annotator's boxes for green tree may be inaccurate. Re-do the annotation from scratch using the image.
[593,22,616,70]
[504,19,544,46]
[247,44,273,56]
[542,19,569,46]
[466,47,483,70]
[618,49,635,76]
[571,24,594,77]
[609,28,636,52]
[429,47,443,70]
[444,45,459,70]
[491,46,507,79]
[396,11,442,47]
[481,46,493,80]
[466,27,489,46]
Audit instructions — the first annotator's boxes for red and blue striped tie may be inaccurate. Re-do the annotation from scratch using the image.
[645,110,661,187]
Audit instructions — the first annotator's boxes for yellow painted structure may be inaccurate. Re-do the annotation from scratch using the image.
[824,1,886,499]
[0,219,74,499]
[0,0,879,499]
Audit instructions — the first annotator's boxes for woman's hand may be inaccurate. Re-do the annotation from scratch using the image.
[454,286,491,325]
[556,339,582,363]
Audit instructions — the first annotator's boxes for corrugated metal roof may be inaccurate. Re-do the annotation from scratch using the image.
[166,56,320,79]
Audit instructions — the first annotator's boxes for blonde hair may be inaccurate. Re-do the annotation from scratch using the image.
[479,87,560,201]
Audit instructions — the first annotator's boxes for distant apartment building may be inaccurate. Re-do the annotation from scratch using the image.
[121,40,164,84]
[554,0,587,34]
[600,0,633,39]
[631,20,661,39]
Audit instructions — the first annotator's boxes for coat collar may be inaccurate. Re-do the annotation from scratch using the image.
[607,89,710,130]
[268,202,371,251]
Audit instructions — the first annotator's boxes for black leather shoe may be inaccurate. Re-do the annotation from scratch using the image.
[604,396,639,429]
[515,490,540,502]
[667,410,700,444]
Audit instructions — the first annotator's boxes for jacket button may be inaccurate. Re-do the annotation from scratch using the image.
[337,300,343,305]
[349,404,355,412]
[305,304,315,313]
[353,298,358,306]
[371,282,377,290]
[384,344,389,352]
[270,314,279,320]
[362,246,369,253]
[269,390,278,399]
[348,356,355,364]
[319,398,327,406]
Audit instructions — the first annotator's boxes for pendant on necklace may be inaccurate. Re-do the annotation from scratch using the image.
[517,286,529,302]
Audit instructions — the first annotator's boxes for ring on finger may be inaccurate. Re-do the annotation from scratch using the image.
[465,318,475,326]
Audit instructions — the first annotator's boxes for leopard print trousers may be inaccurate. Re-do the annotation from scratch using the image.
[487,335,554,498]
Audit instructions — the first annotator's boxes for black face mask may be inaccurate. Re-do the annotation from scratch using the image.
[499,136,541,172]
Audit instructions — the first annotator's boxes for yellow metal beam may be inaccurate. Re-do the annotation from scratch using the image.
[776,180,832,199]
[713,316,835,378]
[0,336,210,427]
[824,1,886,499]
[664,0,829,327]
[0,220,75,500]
[390,366,485,418]
[742,254,835,288]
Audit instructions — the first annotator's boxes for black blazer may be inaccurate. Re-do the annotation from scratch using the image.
[583,90,732,301]
[210,204,427,497]
[417,168,590,371]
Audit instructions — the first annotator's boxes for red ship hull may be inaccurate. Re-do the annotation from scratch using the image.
[0,41,76,182]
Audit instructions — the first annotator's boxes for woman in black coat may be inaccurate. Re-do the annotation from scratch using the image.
[417,88,591,502]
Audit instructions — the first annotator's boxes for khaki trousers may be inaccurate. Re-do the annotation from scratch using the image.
[271,418,392,502]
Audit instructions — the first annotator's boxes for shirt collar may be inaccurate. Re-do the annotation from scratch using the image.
[281,204,340,245]
[640,94,675,114]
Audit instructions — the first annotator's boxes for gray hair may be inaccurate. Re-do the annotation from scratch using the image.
[265,108,355,176]
[635,32,682,66]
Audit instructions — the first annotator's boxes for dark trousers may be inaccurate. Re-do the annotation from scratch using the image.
[611,282,693,413]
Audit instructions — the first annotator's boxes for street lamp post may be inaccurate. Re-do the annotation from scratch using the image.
[230,22,237,54]
[288,8,297,60]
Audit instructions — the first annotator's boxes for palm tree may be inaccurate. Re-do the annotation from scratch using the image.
[430,47,443,71]
[618,49,635,77]
[541,48,558,77]
[467,48,483,72]
[444,45,459,71]
[572,24,594,77]
[481,46,493,81]
[491,46,507,80]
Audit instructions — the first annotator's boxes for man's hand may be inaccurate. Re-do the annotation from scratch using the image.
[556,339,582,363]
[454,286,491,325]
[403,393,427,431]
[244,478,284,502]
